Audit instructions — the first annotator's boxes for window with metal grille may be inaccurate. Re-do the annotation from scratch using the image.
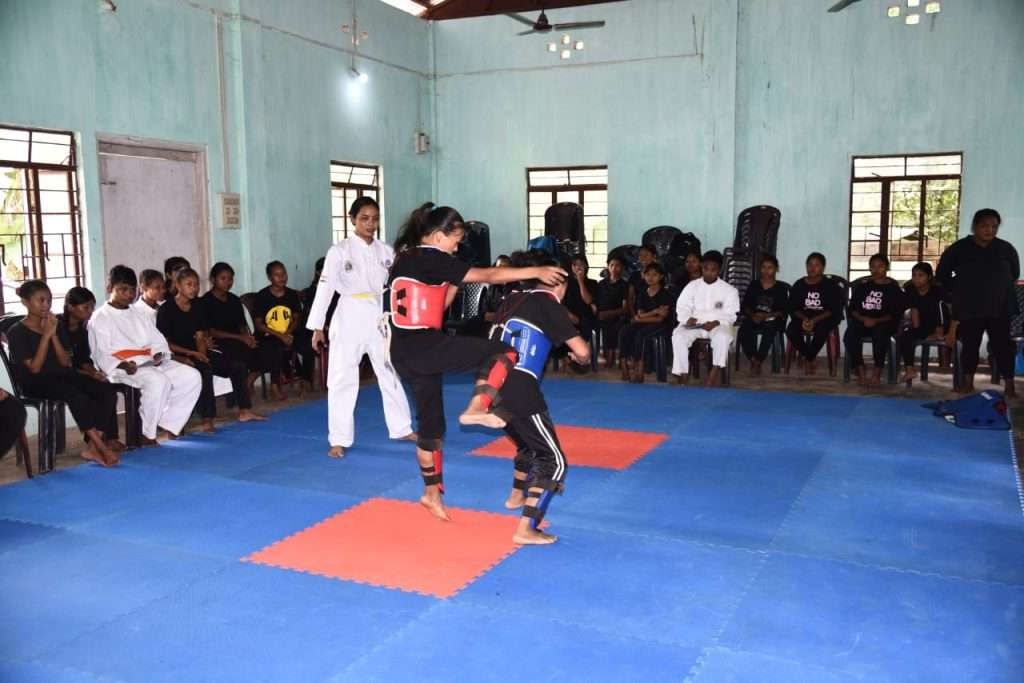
[330,161,381,243]
[0,125,84,315]
[848,153,962,283]
[527,166,608,278]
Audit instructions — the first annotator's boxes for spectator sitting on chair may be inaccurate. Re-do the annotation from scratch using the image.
[58,286,124,451]
[671,250,740,387]
[199,262,265,401]
[0,389,27,462]
[844,253,905,386]
[786,252,842,375]
[937,208,1020,397]
[595,255,630,368]
[563,254,597,343]
[133,269,165,324]
[7,280,120,466]
[480,255,513,325]
[627,245,657,316]
[158,267,264,432]
[683,251,703,284]
[737,255,788,376]
[90,265,201,445]
[899,262,946,384]
[620,262,674,383]
[163,256,190,301]
[252,261,313,401]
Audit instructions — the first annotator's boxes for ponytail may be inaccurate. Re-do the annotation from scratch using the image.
[393,202,465,255]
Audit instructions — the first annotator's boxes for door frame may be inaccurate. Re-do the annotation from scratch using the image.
[96,134,211,280]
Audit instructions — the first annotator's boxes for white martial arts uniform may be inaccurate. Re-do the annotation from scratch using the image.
[89,303,202,439]
[132,298,159,325]
[306,235,413,448]
[671,277,741,374]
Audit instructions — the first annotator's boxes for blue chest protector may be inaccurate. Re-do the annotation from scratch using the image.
[492,318,553,380]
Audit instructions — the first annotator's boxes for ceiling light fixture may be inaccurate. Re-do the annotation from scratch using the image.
[548,42,557,52]
[887,6,900,17]
[561,34,571,45]
[560,49,571,60]
[574,40,584,50]
[925,1,941,13]
[905,12,920,24]
[907,0,920,6]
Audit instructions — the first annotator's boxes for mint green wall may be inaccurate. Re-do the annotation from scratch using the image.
[0,0,432,295]
[735,0,1024,279]
[432,0,740,260]
[432,0,1024,277]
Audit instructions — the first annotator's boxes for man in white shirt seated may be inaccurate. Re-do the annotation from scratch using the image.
[89,265,202,444]
[671,250,740,386]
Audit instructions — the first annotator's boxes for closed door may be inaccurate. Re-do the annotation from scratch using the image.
[99,142,208,283]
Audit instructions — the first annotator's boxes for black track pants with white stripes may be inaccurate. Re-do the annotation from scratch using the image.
[505,410,568,487]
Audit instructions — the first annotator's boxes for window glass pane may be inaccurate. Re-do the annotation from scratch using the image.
[569,168,608,185]
[37,170,69,191]
[556,191,579,204]
[39,189,70,214]
[31,141,72,165]
[906,154,961,176]
[528,170,569,187]
[528,216,545,239]
[349,166,377,186]
[854,157,906,178]
[331,192,347,218]
[529,192,552,216]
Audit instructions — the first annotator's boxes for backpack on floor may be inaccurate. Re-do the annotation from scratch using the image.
[923,391,1011,431]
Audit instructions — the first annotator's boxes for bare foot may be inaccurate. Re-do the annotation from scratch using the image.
[106,439,127,452]
[238,410,267,422]
[867,369,882,386]
[513,527,558,545]
[854,367,865,385]
[807,360,817,376]
[420,493,451,521]
[200,419,217,434]
[750,359,762,377]
[704,367,720,387]
[504,490,526,509]
[140,436,160,447]
[675,374,689,386]
[900,368,918,384]
[80,446,109,467]
[327,446,345,459]
[458,410,506,429]
[270,385,288,402]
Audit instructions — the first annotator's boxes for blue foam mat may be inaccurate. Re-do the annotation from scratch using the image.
[38,562,434,683]
[719,552,1024,682]
[1,379,1021,681]
[333,600,702,683]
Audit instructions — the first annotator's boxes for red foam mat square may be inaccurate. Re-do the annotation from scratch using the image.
[245,498,520,598]
[472,424,668,470]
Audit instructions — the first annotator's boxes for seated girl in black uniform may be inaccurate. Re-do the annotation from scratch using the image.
[899,261,946,384]
[786,252,843,375]
[619,262,674,383]
[844,253,905,385]
[7,280,119,466]
[595,255,630,367]
[387,203,566,522]
[627,245,657,316]
[199,262,263,395]
[563,254,598,343]
[252,261,316,400]
[737,255,789,375]
[0,389,26,462]
[157,268,263,432]
[58,286,123,450]
[485,249,591,545]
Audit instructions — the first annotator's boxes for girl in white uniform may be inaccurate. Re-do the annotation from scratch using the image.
[307,197,415,458]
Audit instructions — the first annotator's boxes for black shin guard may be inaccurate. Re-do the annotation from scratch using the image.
[417,437,444,494]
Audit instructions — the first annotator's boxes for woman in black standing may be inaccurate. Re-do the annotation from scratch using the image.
[937,208,1020,396]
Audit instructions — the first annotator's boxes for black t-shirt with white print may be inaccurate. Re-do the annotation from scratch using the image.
[848,278,905,320]
[788,278,843,322]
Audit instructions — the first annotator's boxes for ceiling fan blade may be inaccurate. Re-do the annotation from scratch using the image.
[517,27,547,35]
[828,0,862,12]
[552,21,606,30]
[505,12,537,28]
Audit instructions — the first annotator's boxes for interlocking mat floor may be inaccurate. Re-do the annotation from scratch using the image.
[1,377,1022,682]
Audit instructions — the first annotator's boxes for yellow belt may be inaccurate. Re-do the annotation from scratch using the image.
[348,292,379,300]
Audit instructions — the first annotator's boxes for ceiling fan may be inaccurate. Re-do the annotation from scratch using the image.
[505,9,605,36]
[828,0,863,11]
